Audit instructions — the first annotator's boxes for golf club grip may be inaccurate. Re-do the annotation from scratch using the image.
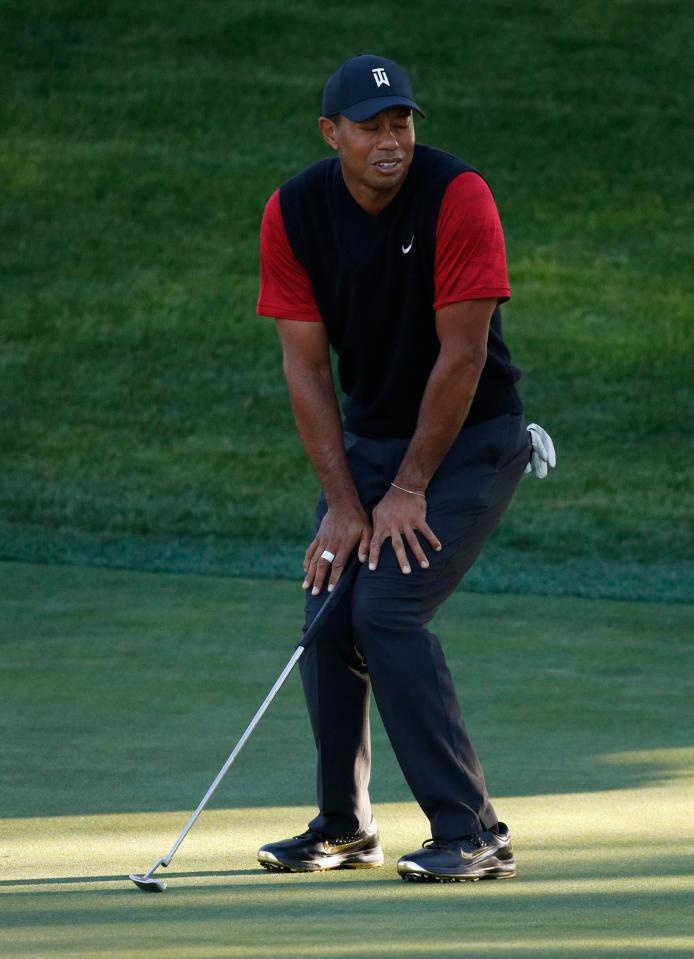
[296,551,360,652]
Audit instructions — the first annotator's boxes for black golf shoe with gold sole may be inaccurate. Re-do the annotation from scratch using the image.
[397,822,516,882]
[258,821,384,872]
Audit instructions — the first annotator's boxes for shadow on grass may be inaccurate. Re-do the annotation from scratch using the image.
[0,869,259,888]
[5,855,693,893]
[3,882,692,948]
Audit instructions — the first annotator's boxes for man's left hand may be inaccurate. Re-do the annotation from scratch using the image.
[368,486,442,574]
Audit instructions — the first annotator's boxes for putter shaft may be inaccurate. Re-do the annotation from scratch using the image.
[129,554,359,889]
[148,646,304,877]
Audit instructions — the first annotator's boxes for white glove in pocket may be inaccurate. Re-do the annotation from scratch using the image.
[525,423,557,479]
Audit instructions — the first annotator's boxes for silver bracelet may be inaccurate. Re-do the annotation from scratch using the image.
[390,481,426,498]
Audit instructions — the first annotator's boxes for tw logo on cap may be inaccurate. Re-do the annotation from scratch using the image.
[371,67,390,88]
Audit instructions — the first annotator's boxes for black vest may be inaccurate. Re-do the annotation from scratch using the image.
[280,144,522,438]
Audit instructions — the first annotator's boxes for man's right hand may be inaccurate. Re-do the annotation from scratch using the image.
[303,502,371,596]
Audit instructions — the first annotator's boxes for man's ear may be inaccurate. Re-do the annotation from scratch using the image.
[318,116,339,152]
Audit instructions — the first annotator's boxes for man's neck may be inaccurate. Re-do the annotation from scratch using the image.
[340,168,406,216]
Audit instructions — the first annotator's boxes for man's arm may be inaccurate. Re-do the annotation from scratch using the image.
[275,319,371,593]
[367,297,496,572]
[395,298,494,489]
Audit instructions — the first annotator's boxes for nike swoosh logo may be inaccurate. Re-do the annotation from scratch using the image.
[322,838,365,854]
[402,236,414,254]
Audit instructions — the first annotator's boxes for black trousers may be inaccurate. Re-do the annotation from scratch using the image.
[299,412,530,841]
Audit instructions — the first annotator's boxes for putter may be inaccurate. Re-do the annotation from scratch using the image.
[129,554,359,892]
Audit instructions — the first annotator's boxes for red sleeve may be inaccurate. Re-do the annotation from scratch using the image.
[256,190,323,322]
[433,172,511,310]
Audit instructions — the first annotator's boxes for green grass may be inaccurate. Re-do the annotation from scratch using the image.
[1,0,693,600]
[2,561,693,957]
[4,795,694,958]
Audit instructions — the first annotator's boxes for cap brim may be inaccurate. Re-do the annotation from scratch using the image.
[341,96,425,121]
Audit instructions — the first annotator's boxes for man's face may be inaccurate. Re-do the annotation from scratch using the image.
[319,108,416,209]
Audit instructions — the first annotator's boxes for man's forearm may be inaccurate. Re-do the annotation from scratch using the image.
[283,360,359,507]
[394,349,485,492]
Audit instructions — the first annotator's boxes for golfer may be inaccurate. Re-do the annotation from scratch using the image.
[255,54,555,882]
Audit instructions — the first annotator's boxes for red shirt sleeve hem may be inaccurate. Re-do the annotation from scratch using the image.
[433,288,511,311]
[256,302,323,321]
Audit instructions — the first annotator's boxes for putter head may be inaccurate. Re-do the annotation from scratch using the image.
[129,872,167,893]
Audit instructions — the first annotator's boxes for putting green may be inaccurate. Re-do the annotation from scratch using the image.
[2,561,693,957]
[4,781,694,958]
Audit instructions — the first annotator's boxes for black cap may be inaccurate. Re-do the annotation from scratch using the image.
[322,55,425,122]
